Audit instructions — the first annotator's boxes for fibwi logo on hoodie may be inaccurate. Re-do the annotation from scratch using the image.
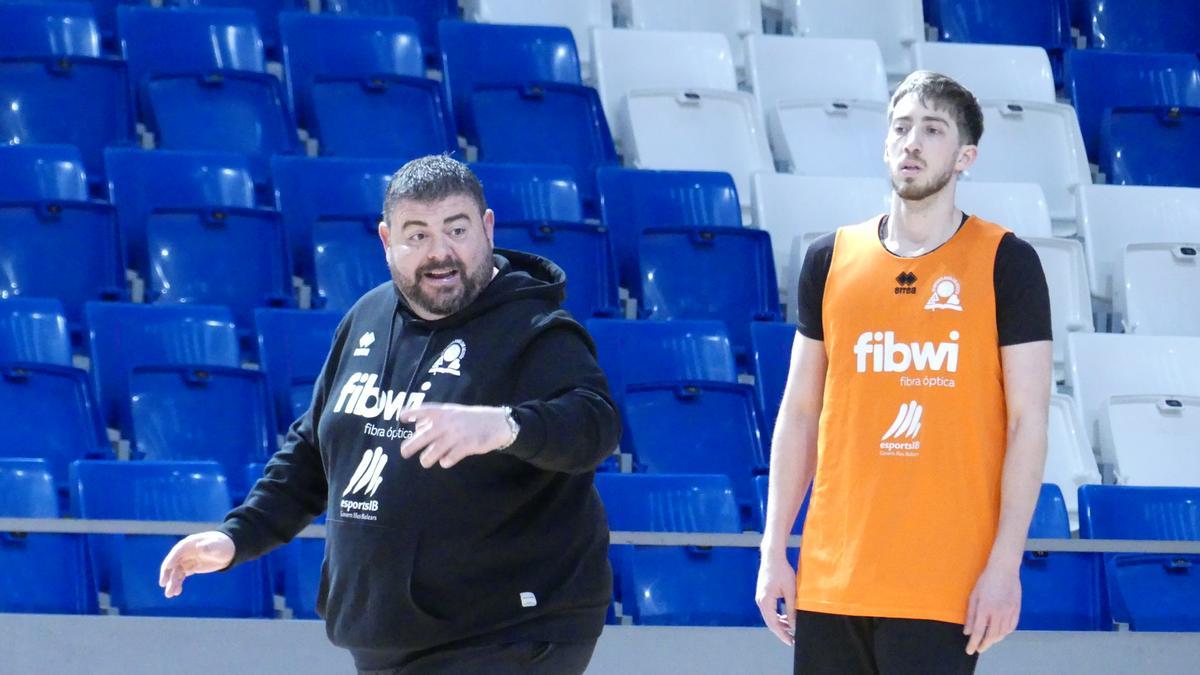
[334,373,430,421]
[340,446,387,520]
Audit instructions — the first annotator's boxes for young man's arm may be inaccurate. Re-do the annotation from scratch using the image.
[964,339,1052,655]
[755,332,828,646]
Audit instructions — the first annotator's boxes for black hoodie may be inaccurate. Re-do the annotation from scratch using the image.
[218,250,620,670]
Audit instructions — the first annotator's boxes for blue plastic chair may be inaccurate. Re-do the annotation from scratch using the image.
[171,0,305,59]
[1019,484,1107,630]
[751,475,809,538]
[129,365,276,500]
[70,460,273,617]
[438,20,581,144]
[622,381,766,528]
[586,319,737,411]
[0,298,72,366]
[278,12,454,159]
[596,168,742,291]
[0,144,91,202]
[749,322,797,445]
[0,2,102,58]
[1086,0,1200,53]
[271,155,396,287]
[493,224,619,319]
[324,0,458,69]
[471,163,583,223]
[311,213,390,313]
[0,364,110,501]
[637,225,781,361]
[1065,50,1200,162]
[595,473,759,626]
[0,458,97,614]
[254,308,342,432]
[1101,106,1200,188]
[85,302,241,430]
[1079,485,1200,631]
[937,0,1071,77]
[117,7,299,181]
[242,460,326,613]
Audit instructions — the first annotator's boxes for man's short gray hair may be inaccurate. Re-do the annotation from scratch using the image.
[382,155,487,224]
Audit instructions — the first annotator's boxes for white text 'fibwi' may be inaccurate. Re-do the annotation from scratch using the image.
[854,331,960,374]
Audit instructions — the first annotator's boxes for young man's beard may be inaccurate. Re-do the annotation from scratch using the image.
[892,164,955,202]
[395,254,493,317]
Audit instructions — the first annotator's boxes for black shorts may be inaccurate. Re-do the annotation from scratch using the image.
[793,610,979,675]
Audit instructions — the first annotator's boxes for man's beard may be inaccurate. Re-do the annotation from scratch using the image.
[891,163,955,201]
[395,254,493,317]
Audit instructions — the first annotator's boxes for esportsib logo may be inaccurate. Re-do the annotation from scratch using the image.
[880,401,922,457]
[340,447,387,520]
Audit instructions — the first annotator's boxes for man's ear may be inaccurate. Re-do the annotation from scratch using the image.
[378,219,392,262]
[955,144,979,173]
[483,208,495,245]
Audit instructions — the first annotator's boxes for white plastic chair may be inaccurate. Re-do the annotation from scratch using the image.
[1028,236,1095,381]
[955,181,1052,238]
[1101,394,1200,486]
[912,42,1056,104]
[1115,242,1200,337]
[461,0,613,81]
[785,0,924,80]
[615,0,762,71]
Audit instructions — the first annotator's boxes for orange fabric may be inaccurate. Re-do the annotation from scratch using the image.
[795,216,1010,625]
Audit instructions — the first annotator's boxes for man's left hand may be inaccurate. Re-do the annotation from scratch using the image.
[964,563,1022,655]
[400,404,513,469]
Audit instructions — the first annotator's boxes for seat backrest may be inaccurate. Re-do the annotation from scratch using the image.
[492,223,619,318]
[936,0,1070,51]
[71,459,231,520]
[595,473,741,532]
[0,1,101,58]
[0,144,90,202]
[85,302,240,429]
[0,364,109,484]
[956,181,1053,238]
[1086,0,1200,53]
[324,0,455,62]
[620,0,762,68]
[463,0,612,76]
[913,42,1056,104]
[438,20,581,140]
[1077,184,1200,302]
[1065,50,1200,163]
[751,474,809,535]
[787,0,924,78]
[749,321,796,441]
[1079,484,1200,540]
[1019,484,1105,631]
[1102,394,1200,487]
[254,308,342,431]
[472,163,583,223]
[0,458,59,518]
[1028,483,1071,538]
[770,100,888,177]
[1027,236,1094,376]
[1045,394,1101,529]
[278,12,423,129]
[1102,106,1200,188]
[0,298,72,367]
[596,167,741,288]
[1065,333,1200,450]
[1117,243,1200,337]
[311,214,390,313]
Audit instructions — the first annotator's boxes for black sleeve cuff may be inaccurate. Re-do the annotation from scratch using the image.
[501,404,548,462]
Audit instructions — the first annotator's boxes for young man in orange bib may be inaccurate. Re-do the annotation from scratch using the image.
[755,71,1053,674]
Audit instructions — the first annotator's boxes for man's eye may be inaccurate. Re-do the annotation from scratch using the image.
[451,227,467,237]
[409,232,425,242]
[927,127,941,135]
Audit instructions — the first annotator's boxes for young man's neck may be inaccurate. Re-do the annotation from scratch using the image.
[884,182,963,257]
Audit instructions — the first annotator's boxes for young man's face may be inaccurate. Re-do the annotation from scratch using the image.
[884,93,977,202]
[378,193,496,320]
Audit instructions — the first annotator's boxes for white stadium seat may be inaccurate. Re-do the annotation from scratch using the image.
[912,42,1056,104]
[745,34,888,120]
[1028,237,1095,381]
[784,0,924,80]
[461,0,614,80]
[1046,393,1102,530]
[615,0,762,70]
[1101,394,1200,487]
[965,101,1091,233]
[1115,243,1200,337]
[749,172,890,320]
[771,100,888,177]
[619,89,772,215]
[1077,184,1200,303]
[591,28,737,152]
[1065,333,1200,454]
[955,181,1052,238]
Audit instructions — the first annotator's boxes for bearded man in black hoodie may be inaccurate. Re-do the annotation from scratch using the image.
[158,155,621,675]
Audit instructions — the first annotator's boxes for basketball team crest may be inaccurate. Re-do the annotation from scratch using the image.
[924,276,963,312]
[428,339,466,376]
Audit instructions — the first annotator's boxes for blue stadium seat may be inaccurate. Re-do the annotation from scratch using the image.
[117,6,299,182]
[637,226,781,360]
[752,475,808,537]
[0,7,135,186]
[311,213,388,313]
[172,0,305,59]
[936,0,1071,82]
[0,364,109,502]
[595,473,759,626]
[622,381,766,528]
[70,460,273,617]
[1086,0,1200,53]
[596,168,742,290]
[254,308,341,432]
[129,366,276,500]
[278,12,455,159]
[324,0,458,68]
[471,163,583,223]
[1065,50,1200,162]
[0,143,90,202]
[1080,485,1200,631]
[586,319,737,410]
[493,223,619,319]
[0,298,72,366]
[105,147,260,277]
[0,458,97,614]
[1101,106,1200,188]
[438,20,582,144]
[470,83,616,212]
[1019,484,1107,630]
[749,322,796,443]
[242,460,326,612]
[85,302,241,430]
[271,155,395,290]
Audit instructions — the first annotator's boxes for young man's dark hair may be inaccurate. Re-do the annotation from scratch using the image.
[888,70,985,147]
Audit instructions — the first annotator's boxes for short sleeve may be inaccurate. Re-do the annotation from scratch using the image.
[993,233,1053,347]
[796,232,836,341]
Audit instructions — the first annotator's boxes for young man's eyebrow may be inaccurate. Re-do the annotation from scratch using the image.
[892,115,950,125]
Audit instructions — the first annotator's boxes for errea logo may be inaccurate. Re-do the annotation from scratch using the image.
[353,332,375,357]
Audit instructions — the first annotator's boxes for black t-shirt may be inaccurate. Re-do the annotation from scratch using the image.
[796,214,1053,346]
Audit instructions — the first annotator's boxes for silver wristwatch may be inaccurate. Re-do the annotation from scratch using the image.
[497,405,521,450]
